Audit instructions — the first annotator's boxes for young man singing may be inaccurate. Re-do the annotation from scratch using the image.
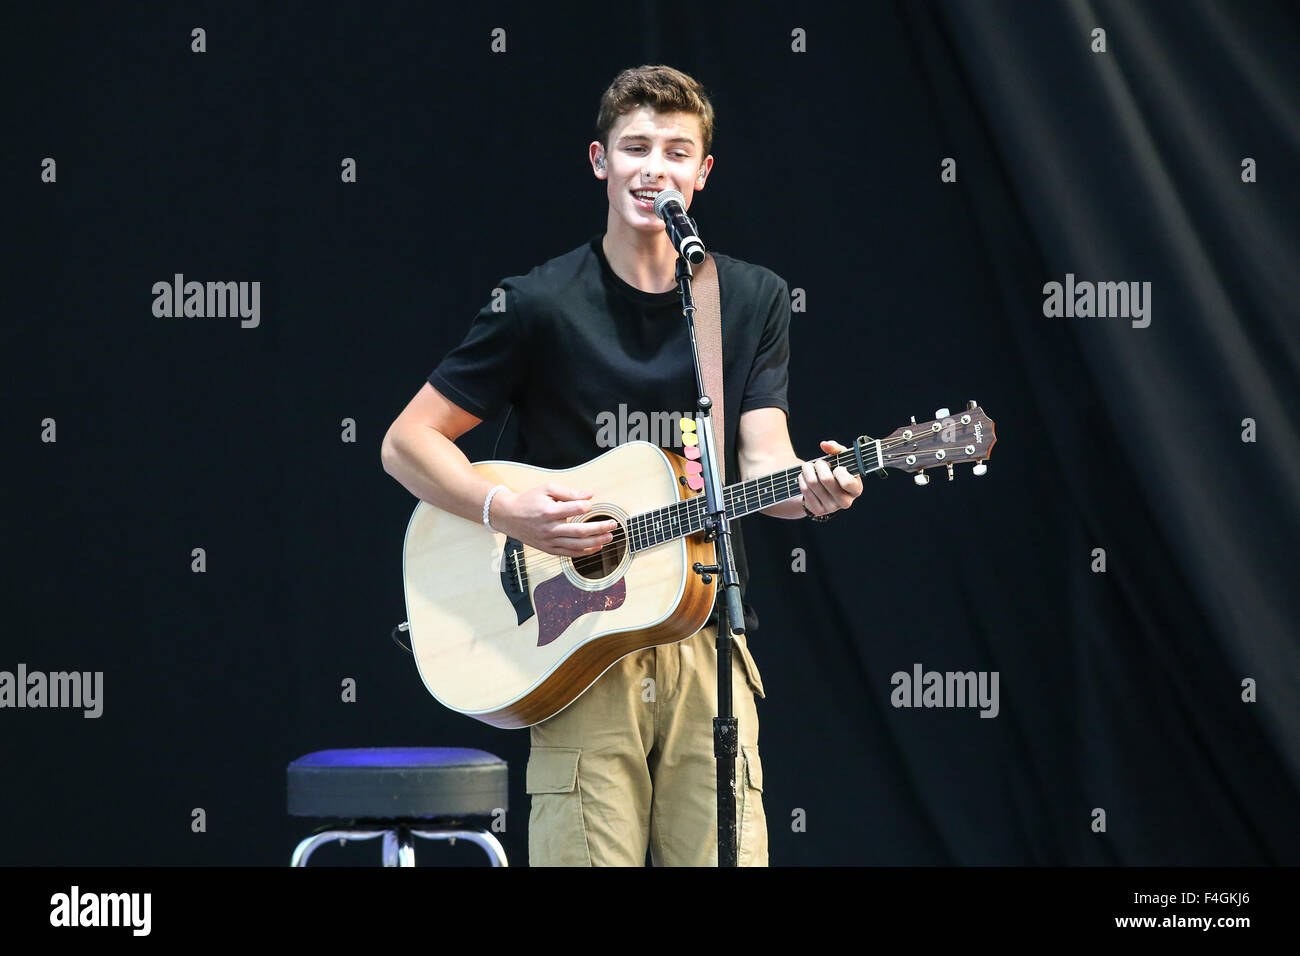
[381,65,862,866]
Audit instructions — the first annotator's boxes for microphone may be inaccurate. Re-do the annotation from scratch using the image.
[652,189,706,264]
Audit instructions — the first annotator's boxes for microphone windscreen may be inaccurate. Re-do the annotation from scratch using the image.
[653,189,686,219]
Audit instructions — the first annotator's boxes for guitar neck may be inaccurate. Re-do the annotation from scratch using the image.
[625,446,880,553]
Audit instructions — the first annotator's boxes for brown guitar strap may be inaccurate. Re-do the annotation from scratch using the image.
[692,254,725,481]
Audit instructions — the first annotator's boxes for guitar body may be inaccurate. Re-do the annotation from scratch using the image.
[401,441,718,729]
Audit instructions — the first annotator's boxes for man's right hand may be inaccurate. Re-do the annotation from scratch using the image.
[491,483,618,558]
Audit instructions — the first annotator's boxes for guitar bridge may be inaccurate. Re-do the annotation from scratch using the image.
[499,536,535,626]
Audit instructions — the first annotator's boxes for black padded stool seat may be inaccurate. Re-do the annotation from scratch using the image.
[286,747,510,866]
[287,747,508,819]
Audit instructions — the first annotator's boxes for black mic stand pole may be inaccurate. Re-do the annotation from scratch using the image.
[674,253,746,868]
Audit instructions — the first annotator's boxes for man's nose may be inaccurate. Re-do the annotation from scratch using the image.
[642,150,666,180]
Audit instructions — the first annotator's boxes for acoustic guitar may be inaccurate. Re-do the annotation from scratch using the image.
[401,403,996,727]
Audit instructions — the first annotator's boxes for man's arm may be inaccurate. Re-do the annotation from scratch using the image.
[380,383,615,557]
[380,382,497,524]
[736,407,862,518]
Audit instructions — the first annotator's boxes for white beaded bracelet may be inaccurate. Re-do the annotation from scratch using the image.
[482,484,509,531]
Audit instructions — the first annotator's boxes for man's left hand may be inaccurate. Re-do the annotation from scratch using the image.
[798,439,864,517]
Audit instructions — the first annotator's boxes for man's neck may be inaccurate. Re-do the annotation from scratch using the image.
[601,214,682,294]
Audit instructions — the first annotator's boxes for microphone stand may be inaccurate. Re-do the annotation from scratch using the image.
[674,253,746,868]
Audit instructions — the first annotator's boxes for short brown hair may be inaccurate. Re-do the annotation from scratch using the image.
[596,65,715,155]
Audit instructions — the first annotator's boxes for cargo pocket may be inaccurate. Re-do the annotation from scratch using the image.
[738,745,768,866]
[525,747,591,867]
[733,632,766,699]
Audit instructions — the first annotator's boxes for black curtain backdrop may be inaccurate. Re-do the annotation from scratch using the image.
[7,0,1297,865]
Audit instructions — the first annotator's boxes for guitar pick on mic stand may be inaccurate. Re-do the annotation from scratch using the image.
[657,190,745,868]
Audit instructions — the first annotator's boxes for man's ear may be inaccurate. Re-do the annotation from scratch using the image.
[695,154,714,189]
[589,142,607,178]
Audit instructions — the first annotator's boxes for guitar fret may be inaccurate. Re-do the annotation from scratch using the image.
[627,448,872,554]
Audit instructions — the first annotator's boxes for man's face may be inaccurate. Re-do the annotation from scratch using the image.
[591,107,712,234]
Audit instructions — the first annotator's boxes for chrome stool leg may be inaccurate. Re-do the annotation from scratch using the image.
[291,828,389,867]
[292,824,507,866]
[382,826,416,867]
[411,827,509,867]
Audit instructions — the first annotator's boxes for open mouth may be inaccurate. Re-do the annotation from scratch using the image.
[631,188,662,209]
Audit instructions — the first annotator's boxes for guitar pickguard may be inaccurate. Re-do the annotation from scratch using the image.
[533,574,627,647]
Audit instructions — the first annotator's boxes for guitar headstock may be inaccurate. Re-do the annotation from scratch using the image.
[861,401,996,484]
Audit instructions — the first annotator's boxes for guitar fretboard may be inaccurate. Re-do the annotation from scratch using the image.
[624,446,878,553]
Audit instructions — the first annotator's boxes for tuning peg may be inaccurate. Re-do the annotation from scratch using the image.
[946,463,955,481]
[972,462,988,476]
[934,407,950,419]
[914,470,930,486]
[966,399,977,410]
[909,415,917,424]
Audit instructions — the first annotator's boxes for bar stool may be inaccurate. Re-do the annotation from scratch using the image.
[287,747,509,866]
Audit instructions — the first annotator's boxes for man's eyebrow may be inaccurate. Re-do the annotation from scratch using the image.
[616,133,698,146]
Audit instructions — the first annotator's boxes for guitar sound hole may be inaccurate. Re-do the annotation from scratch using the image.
[571,513,626,580]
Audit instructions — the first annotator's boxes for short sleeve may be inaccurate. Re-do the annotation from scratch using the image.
[738,276,791,420]
[428,277,530,420]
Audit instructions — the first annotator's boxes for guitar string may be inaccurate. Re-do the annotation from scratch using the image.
[498,432,986,580]
[508,435,983,578]
[509,445,979,581]
[518,450,869,570]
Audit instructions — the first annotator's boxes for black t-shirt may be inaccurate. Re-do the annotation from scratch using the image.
[428,234,791,632]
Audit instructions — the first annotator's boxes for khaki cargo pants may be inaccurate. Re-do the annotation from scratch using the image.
[525,622,768,866]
